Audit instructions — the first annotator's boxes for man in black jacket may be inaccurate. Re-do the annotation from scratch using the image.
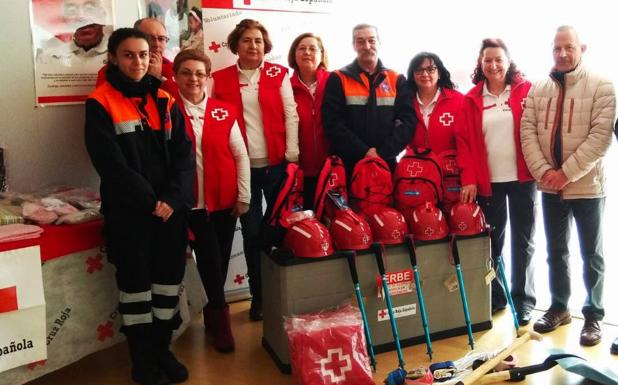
[322,23,416,174]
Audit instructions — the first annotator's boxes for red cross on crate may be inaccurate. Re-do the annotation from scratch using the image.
[27,360,47,370]
[97,321,114,341]
[439,112,454,126]
[86,254,104,274]
[319,348,352,383]
[208,41,221,53]
[266,66,281,78]
[407,161,423,177]
[211,108,229,121]
[378,309,388,320]
[233,274,245,285]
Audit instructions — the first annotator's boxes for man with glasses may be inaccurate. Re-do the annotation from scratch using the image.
[322,23,416,173]
[96,18,177,95]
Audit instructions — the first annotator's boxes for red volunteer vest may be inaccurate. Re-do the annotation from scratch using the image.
[178,97,238,212]
[212,62,288,165]
[411,88,464,154]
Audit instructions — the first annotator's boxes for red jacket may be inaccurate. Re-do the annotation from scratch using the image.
[291,68,330,177]
[96,57,177,96]
[456,77,533,197]
[177,97,238,212]
[410,87,464,154]
[212,62,288,166]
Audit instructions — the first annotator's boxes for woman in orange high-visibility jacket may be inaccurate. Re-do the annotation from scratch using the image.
[84,28,194,385]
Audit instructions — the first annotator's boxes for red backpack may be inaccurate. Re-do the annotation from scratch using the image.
[349,157,393,216]
[262,162,304,248]
[313,155,348,224]
[393,147,443,215]
[438,150,461,211]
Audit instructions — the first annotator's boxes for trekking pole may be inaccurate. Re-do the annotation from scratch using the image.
[450,235,474,350]
[372,242,406,371]
[344,250,377,371]
[496,254,520,336]
[404,234,433,360]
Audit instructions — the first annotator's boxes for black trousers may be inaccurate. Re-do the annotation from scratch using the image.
[104,209,188,334]
[188,208,237,309]
[478,181,537,312]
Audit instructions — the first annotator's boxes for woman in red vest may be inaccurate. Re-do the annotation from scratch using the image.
[407,52,464,154]
[456,39,536,326]
[173,49,250,352]
[287,32,330,208]
[85,28,194,385]
[211,19,299,321]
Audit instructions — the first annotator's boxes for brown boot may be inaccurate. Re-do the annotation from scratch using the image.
[210,305,235,353]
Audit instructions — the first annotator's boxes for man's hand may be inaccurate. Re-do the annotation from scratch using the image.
[365,147,379,158]
[148,52,163,79]
[542,169,569,191]
[231,201,249,217]
[153,201,174,222]
[460,184,478,203]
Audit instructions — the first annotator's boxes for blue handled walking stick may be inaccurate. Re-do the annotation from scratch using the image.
[344,250,377,371]
[404,234,433,360]
[450,235,474,350]
[372,242,406,371]
[495,254,520,335]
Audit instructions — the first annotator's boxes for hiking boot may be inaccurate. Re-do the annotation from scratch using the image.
[580,319,602,346]
[533,309,571,333]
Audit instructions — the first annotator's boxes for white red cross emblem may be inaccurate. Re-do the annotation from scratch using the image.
[392,229,402,241]
[457,222,468,231]
[319,348,352,382]
[424,227,435,236]
[407,162,423,177]
[266,66,282,78]
[439,112,454,126]
[211,108,229,121]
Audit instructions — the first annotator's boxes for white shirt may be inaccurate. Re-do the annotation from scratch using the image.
[482,83,517,182]
[37,25,111,67]
[180,94,251,210]
[215,62,299,168]
[416,88,441,128]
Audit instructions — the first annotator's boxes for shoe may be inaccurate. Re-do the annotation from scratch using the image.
[516,309,532,326]
[580,319,602,346]
[533,309,571,333]
[249,300,262,322]
[210,305,235,353]
[152,327,189,383]
[611,337,618,355]
[126,330,170,385]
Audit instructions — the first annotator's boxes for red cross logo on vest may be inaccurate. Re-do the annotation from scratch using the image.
[96,321,114,341]
[266,66,282,78]
[233,274,245,285]
[378,309,388,320]
[407,161,423,177]
[208,41,221,53]
[328,172,338,187]
[319,348,352,382]
[86,253,104,274]
[211,107,229,121]
[439,112,454,126]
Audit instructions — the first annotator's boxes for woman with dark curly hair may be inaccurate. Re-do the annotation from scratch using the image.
[456,38,536,326]
[406,52,464,154]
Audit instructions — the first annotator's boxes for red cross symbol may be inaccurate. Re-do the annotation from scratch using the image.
[328,172,338,187]
[211,107,229,121]
[266,66,281,78]
[97,321,114,341]
[458,222,468,231]
[27,360,47,370]
[319,348,352,382]
[391,229,402,241]
[406,161,423,177]
[445,159,458,174]
[439,112,454,126]
[378,309,387,319]
[233,274,245,285]
[244,0,251,4]
[208,41,221,53]
[86,254,104,274]
[362,234,370,245]
[322,241,330,252]
[424,227,435,236]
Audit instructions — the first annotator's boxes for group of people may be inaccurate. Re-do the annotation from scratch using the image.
[83,15,617,385]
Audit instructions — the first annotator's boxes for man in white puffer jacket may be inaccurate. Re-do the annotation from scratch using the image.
[521,25,616,347]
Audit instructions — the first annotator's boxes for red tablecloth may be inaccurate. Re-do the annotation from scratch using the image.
[0,220,104,261]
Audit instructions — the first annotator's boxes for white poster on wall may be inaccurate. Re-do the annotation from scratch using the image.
[30,0,115,106]
[0,246,46,373]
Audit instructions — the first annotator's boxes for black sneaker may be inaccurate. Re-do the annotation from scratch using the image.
[611,337,618,355]
[249,300,262,321]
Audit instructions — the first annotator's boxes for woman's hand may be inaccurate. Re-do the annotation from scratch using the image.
[231,201,249,217]
[460,184,477,203]
[153,201,174,222]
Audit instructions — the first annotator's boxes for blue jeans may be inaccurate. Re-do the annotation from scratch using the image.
[542,193,605,321]
[240,163,284,303]
[478,181,537,312]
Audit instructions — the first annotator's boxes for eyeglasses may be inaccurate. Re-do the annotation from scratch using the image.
[147,34,170,44]
[178,69,209,80]
[297,46,319,53]
[414,65,438,75]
